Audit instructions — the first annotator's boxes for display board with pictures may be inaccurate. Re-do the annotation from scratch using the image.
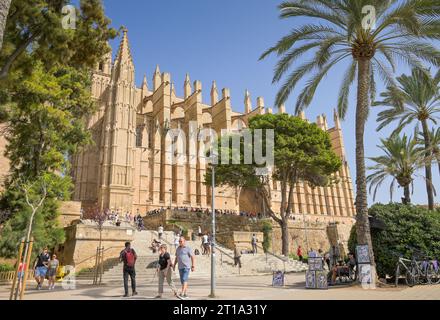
[356,244,371,264]
[308,257,323,271]
[305,270,316,288]
[272,271,285,287]
[358,264,372,285]
[316,271,328,289]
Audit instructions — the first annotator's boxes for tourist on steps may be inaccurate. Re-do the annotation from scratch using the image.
[297,246,303,262]
[251,234,258,255]
[173,236,195,299]
[234,245,242,268]
[156,244,177,298]
[119,241,138,297]
[158,224,164,240]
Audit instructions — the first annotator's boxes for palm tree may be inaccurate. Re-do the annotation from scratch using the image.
[260,0,440,267]
[367,134,423,204]
[375,68,440,210]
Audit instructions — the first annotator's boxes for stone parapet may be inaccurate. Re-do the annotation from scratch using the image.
[59,223,135,271]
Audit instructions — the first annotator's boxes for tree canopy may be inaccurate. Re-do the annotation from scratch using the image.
[206,113,341,255]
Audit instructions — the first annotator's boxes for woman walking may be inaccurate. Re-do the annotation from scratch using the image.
[156,244,177,298]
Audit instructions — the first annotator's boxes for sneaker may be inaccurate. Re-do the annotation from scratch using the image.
[132,291,138,296]
[123,293,129,297]
[182,293,188,299]
[154,295,162,299]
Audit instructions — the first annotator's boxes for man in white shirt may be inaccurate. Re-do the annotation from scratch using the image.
[158,225,164,240]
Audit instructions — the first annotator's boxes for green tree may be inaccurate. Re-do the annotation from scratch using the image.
[375,68,440,210]
[260,0,440,266]
[206,114,341,255]
[367,134,423,204]
[0,0,116,79]
[0,0,116,257]
[0,173,68,258]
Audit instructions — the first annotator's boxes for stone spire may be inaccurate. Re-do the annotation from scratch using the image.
[184,73,192,99]
[153,65,161,91]
[279,104,286,114]
[267,107,273,114]
[299,110,306,120]
[244,89,252,114]
[142,74,148,92]
[211,81,219,106]
[257,97,265,114]
[113,28,134,83]
[115,28,133,66]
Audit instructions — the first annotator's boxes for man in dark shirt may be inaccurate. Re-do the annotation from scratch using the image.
[34,248,50,290]
[119,242,138,297]
[156,244,177,298]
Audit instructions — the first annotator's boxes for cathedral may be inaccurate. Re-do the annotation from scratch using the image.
[70,29,356,223]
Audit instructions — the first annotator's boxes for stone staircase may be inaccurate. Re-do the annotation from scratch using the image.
[75,230,308,284]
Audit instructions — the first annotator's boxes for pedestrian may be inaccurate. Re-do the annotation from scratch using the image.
[33,247,50,290]
[251,234,258,255]
[234,245,242,268]
[158,224,164,240]
[16,261,26,292]
[198,225,202,237]
[173,236,195,299]
[47,254,59,290]
[297,245,303,262]
[202,233,210,256]
[174,233,180,252]
[324,251,331,270]
[156,244,177,298]
[119,241,138,297]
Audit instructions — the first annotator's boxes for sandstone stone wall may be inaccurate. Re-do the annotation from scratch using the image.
[58,201,82,227]
[270,217,354,256]
[59,223,134,270]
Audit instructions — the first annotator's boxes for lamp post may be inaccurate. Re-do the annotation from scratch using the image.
[209,155,217,298]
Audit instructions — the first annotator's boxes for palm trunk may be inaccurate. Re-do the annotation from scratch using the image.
[403,185,411,204]
[355,59,376,267]
[421,119,435,210]
[0,0,11,53]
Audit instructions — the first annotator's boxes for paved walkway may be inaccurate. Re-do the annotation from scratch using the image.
[1,273,440,300]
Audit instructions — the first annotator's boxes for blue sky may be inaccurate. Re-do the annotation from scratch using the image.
[101,0,439,206]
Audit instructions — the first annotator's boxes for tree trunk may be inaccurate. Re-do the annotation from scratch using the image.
[403,185,411,204]
[281,219,289,256]
[0,0,11,53]
[421,119,435,210]
[354,58,376,267]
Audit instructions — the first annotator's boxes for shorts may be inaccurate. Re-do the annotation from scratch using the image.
[178,268,190,284]
[47,268,57,278]
[35,266,48,277]
[17,271,24,279]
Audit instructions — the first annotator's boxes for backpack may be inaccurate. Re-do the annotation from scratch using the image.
[125,249,136,267]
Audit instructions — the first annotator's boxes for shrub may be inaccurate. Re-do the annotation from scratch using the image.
[260,220,272,253]
[349,203,440,278]
[0,263,14,272]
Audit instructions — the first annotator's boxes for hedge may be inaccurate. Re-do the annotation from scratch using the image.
[348,203,440,278]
